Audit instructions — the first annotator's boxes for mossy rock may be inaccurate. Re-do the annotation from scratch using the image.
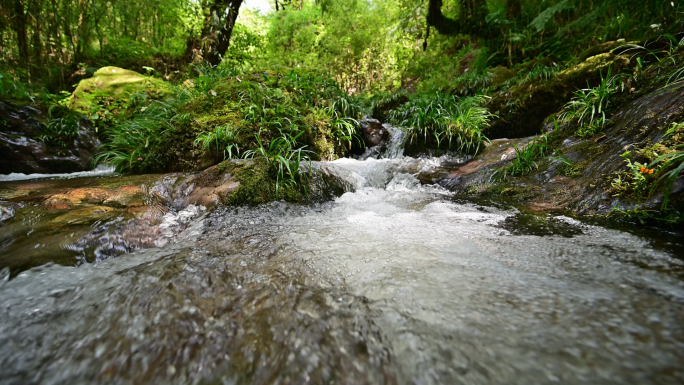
[578,40,631,61]
[487,53,630,139]
[222,159,303,206]
[69,66,170,120]
[488,66,516,87]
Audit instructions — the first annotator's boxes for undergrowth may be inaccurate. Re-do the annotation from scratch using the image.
[609,122,684,214]
[94,66,366,197]
[559,67,629,137]
[388,92,493,155]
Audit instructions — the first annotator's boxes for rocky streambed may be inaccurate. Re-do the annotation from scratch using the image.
[0,156,683,384]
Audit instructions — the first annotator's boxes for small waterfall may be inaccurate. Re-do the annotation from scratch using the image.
[382,123,405,159]
[357,121,406,160]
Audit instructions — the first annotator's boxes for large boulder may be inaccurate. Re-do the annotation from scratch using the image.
[0,102,100,174]
[360,118,389,148]
[69,66,170,121]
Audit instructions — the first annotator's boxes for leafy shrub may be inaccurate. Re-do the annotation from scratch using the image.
[388,92,492,154]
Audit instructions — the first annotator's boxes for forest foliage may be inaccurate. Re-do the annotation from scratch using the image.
[2,0,684,208]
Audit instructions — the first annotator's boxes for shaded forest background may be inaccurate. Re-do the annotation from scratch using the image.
[1,0,681,96]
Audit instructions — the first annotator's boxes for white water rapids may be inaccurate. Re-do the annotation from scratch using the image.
[0,156,683,384]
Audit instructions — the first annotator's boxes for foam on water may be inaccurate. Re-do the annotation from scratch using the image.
[0,164,115,181]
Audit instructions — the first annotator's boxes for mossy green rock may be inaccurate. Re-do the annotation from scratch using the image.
[488,66,516,86]
[487,53,630,139]
[69,66,170,114]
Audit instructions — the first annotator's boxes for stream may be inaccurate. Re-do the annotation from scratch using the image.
[1,154,683,384]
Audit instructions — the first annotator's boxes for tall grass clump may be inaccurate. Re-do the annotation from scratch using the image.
[94,96,188,173]
[191,63,240,96]
[516,64,561,86]
[194,125,240,159]
[243,129,312,198]
[493,133,551,180]
[39,106,82,148]
[388,92,493,155]
[559,68,627,137]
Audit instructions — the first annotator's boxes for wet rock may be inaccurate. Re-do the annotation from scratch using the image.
[170,161,242,208]
[359,119,389,148]
[43,188,110,209]
[0,101,100,174]
[103,186,148,208]
[43,194,83,209]
[431,137,534,189]
[0,204,14,224]
[64,188,110,204]
[51,206,117,225]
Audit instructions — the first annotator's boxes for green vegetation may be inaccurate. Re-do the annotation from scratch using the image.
[559,68,627,137]
[1,0,683,213]
[389,92,493,154]
[39,106,82,148]
[607,122,683,221]
[243,129,312,198]
[194,125,241,160]
[494,131,552,180]
[92,66,364,192]
[648,123,684,209]
[223,159,304,205]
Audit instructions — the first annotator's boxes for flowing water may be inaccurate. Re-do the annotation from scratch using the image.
[1,156,684,384]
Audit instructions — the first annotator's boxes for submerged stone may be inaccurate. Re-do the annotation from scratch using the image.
[51,206,117,225]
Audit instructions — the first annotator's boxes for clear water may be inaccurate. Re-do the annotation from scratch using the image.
[1,157,683,384]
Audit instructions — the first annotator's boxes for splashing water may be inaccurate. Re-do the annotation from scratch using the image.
[0,157,683,384]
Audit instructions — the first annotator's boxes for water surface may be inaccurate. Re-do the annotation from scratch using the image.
[1,157,683,384]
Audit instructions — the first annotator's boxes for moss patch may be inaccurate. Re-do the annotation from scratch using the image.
[69,66,170,125]
[222,159,303,206]
[557,162,583,178]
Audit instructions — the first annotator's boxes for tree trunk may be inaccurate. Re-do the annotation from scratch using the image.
[201,0,244,66]
[506,0,521,20]
[426,0,489,38]
[10,0,29,68]
[29,0,43,70]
